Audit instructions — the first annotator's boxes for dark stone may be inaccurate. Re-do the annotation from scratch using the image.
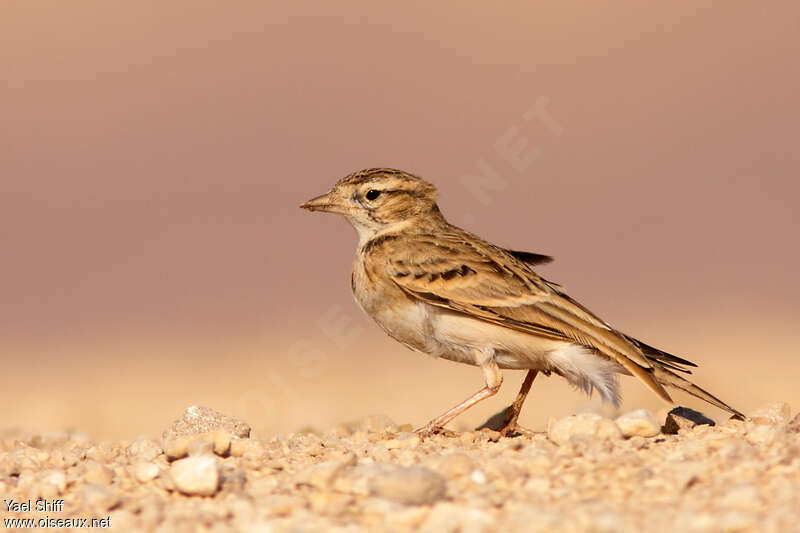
[662,406,716,434]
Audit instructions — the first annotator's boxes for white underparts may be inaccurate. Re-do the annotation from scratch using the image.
[546,344,622,406]
[359,287,624,406]
[416,303,623,406]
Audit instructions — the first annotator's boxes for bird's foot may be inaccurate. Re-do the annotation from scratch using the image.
[414,423,458,439]
[498,423,536,438]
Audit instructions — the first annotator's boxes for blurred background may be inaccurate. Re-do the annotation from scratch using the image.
[2,1,798,440]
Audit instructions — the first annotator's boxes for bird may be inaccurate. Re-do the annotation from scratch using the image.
[300,168,744,436]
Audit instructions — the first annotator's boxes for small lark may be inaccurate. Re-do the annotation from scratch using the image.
[301,168,744,435]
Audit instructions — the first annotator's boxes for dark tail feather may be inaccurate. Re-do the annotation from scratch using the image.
[624,335,697,373]
[651,365,746,419]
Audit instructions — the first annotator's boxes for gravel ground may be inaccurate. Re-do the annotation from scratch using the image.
[1,404,798,532]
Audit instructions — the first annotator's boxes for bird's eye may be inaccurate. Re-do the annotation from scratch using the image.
[365,189,381,201]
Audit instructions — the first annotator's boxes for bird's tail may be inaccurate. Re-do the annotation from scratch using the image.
[625,335,745,419]
[651,364,745,419]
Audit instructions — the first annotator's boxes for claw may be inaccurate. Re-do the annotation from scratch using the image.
[414,424,458,439]
[499,424,536,438]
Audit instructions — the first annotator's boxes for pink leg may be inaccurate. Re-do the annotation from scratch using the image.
[416,361,502,436]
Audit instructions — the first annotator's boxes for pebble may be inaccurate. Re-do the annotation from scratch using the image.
[424,453,475,478]
[161,407,250,461]
[169,455,220,496]
[420,502,494,533]
[50,449,79,469]
[615,409,661,438]
[469,469,488,485]
[163,405,251,440]
[39,469,67,494]
[296,453,357,489]
[628,436,648,449]
[164,430,236,460]
[384,433,422,450]
[548,413,623,445]
[4,449,40,475]
[745,425,783,446]
[229,438,261,457]
[132,461,160,483]
[188,439,216,457]
[164,435,194,460]
[18,469,67,499]
[82,483,120,512]
[383,505,431,530]
[662,406,716,434]
[750,402,792,425]
[84,460,114,485]
[368,465,447,505]
[212,430,232,455]
[127,437,163,461]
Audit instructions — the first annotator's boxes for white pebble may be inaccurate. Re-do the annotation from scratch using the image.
[132,462,160,483]
[470,469,488,485]
[615,409,661,438]
[169,456,220,496]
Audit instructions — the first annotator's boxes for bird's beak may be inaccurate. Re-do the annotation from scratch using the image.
[299,191,343,213]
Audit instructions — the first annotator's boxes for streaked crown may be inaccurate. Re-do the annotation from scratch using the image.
[334,168,440,224]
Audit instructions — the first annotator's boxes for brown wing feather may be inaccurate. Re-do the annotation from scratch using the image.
[378,231,672,403]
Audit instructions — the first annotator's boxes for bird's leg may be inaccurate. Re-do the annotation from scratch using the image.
[416,361,502,437]
[498,370,538,437]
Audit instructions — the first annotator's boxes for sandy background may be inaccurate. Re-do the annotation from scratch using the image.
[1,1,798,440]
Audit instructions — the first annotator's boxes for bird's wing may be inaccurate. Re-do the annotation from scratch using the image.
[503,249,553,267]
[377,231,672,402]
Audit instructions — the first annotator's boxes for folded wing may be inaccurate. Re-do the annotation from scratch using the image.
[379,231,673,403]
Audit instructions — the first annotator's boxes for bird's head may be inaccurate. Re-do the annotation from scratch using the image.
[300,168,442,242]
